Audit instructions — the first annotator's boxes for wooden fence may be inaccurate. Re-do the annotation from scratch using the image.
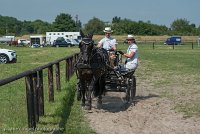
[138,41,198,50]
[0,53,79,129]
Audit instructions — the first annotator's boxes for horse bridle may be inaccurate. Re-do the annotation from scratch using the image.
[80,37,94,64]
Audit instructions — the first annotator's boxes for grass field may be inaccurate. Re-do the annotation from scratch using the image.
[0,42,200,133]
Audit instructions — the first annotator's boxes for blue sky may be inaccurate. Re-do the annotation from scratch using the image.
[0,0,200,27]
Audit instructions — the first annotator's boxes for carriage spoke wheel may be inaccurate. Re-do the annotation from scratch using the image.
[125,78,130,102]
[129,75,136,101]
[125,75,136,102]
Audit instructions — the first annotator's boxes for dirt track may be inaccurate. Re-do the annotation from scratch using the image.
[85,79,200,134]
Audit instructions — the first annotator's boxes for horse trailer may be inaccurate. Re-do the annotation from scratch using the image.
[46,32,81,45]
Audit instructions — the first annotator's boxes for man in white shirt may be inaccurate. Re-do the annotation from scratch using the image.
[97,27,117,51]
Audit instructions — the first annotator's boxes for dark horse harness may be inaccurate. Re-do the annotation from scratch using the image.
[74,33,110,110]
[75,37,109,79]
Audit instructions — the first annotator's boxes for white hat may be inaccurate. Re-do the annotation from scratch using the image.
[103,27,113,33]
[127,34,135,40]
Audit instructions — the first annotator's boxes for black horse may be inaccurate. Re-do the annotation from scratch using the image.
[75,30,109,110]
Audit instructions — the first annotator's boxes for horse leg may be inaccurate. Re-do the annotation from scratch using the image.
[80,81,86,107]
[85,77,96,110]
[96,76,105,109]
[76,79,81,101]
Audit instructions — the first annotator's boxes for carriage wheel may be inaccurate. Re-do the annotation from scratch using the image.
[124,78,130,102]
[129,76,136,101]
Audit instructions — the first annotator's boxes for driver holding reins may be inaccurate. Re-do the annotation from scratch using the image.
[97,27,117,51]
[97,27,118,67]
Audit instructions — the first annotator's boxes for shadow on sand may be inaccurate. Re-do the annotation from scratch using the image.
[99,93,159,113]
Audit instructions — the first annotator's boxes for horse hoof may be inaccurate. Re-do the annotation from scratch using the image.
[85,105,91,110]
[85,103,92,110]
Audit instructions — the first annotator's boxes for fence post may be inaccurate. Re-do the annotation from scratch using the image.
[25,75,36,129]
[66,59,70,81]
[65,59,68,81]
[69,57,73,78]
[153,42,155,50]
[55,63,61,91]
[72,55,75,74]
[48,65,54,102]
[37,70,44,116]
[68,59,71,79]
[32,73,39,122]
[192,42,194,49]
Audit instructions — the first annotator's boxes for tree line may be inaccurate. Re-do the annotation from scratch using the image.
[0,13,200,36]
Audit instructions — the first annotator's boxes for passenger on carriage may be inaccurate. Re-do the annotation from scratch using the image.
[117,34,138,73]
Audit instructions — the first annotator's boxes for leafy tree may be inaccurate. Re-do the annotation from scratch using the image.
[113,19,168,35]
[0,15,21,35]
[31,19,52,34]
[196,25,200,35]
[52,13,76,32]
[170,18,195,35]
[83,17,105,35]
[20,21,35,34]
[1,14,200,36]
[112,16,121,23]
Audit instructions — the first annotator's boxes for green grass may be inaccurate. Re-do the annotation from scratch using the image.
[137,43,200,117]
[0,43,200,133]
[0,45,94,133]
[118,43,200,117]
[0,45,79,79]
[175,101,200,118]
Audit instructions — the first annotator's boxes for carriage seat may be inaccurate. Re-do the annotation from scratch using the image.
[114,65,135,78]
[120,69,135,78]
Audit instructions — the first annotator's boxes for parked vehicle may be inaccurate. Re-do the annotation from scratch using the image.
[0,48,17,63]
[0,36,15,44]
[71,39,80,46]
[52,40,73,47]
[31,43,41,48]
[164,36,182,45]
[74,39,80,43]
[17,39,30,45]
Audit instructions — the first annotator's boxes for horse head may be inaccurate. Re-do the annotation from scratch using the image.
[79,30,94,64]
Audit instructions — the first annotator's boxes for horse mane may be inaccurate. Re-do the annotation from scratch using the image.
[75,29,110,74]
[90,47,109,69]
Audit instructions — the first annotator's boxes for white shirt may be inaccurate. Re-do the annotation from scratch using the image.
[98,37,117,50]
[126,43,138,65]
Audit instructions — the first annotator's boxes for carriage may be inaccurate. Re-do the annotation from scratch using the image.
[105,50,136,102]
[75,31,136,110]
